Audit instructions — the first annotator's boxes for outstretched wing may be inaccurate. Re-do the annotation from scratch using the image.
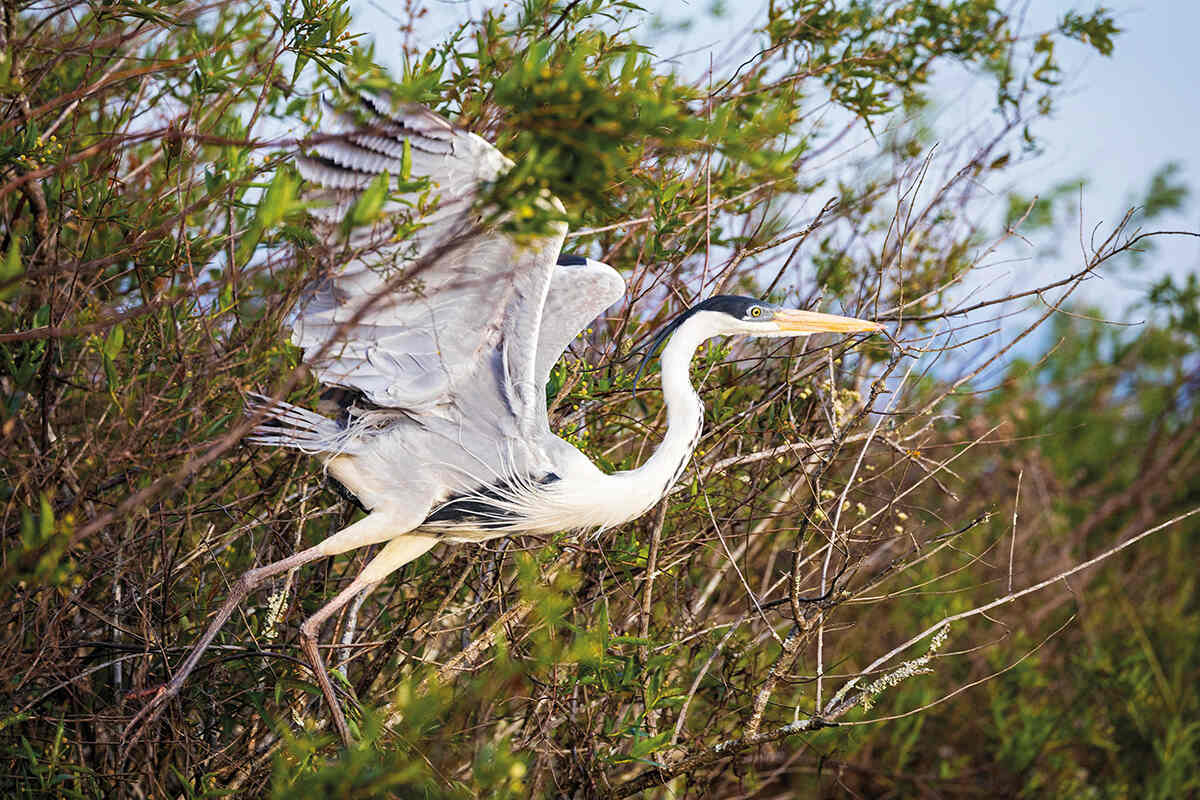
[291,95,565,428]
[534,256,626,392]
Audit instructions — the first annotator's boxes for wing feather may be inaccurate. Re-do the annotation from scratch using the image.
[290,95,565,427]
[534,257,626,392]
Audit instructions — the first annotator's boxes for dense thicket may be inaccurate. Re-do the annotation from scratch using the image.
[1,0,1196,797]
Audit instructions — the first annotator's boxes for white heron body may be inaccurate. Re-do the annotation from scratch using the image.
[273,302,709,542]
[281,298,753,542]
[128,95,880,747]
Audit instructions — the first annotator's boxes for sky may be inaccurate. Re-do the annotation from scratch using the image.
[352,0,1200,316]
[970,1,1200,312]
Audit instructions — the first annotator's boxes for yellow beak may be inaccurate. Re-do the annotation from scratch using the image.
[773,308,882,334]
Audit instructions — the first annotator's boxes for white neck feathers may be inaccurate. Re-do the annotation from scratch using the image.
[599,312,720,522]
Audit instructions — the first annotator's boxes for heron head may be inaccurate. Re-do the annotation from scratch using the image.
[633,295,881,392]
[687,295,882,338]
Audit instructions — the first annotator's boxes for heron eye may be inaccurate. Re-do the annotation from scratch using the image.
[748,306,763,318]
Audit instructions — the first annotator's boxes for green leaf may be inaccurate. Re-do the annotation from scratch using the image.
[102,324,124,360]
[1059,9,1121,57]
[219,281,234,312]
[343,170,390,234]
[0,236,21,299]
[258,168,299,228]
[629,730,670,760]
[291,53,310,87]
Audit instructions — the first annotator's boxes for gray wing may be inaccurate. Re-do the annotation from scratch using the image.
[533,257,626,392]
[291,95,565,433]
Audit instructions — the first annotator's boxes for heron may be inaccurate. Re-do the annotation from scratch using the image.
[126,94,881,747]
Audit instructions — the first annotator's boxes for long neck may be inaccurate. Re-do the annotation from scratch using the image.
[608,317,710,514]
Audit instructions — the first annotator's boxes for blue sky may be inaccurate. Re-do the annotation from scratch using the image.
[974,1,1199,311]
[353,0,1198,315]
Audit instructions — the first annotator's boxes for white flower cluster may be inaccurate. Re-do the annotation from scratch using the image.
[261,586,290,641]
[823,378,862,430]
[860,623,950,711]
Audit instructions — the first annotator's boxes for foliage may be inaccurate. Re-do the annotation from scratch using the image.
[2,0,1196,797]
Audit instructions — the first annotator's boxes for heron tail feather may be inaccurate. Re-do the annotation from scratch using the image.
[244,393,346,454]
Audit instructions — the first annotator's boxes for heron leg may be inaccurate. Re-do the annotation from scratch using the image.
[298,533,440,746]
[337,581,378,675]
[123,511,409,746]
